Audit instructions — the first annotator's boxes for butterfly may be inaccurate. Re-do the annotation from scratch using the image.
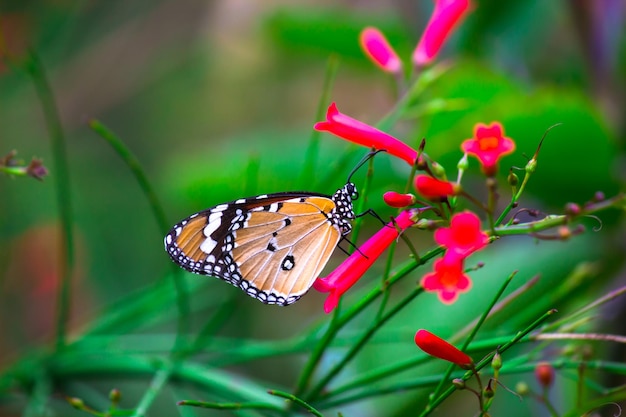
[164,183,358,305]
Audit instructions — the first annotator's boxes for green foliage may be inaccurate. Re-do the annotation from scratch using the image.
[1,2,625,417]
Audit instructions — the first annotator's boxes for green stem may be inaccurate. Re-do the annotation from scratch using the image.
[26,50,75,351]
[131,365,173,417]
[268,389,323,417]
[306,287,424,401]
[89,120,190,353]
[178,400,281,413]
[88,120,169,235]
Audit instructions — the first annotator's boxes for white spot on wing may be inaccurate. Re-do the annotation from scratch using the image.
[200,238,218,254]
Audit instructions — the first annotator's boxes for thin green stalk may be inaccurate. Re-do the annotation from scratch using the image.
[268,390,323,417]
[23,368,52,417]
[88,120,169,233]
[306,287,424,401]
[294,302,342,397]
[89,120,190,352]
[495,169,532,226]
[131,365,173,417]
[178,400,281,413]
[376,240,397,320]
[26,50,75,351]
[300,54,339,187]
[430,271,518,401]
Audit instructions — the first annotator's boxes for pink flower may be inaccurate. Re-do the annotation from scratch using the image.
[314,103,418,166]
[383,191,416,208]
[434,211,488,260]
[461,122,515,176]
[413,0,472,67]
[414,175,459,200]
[314,209,417,313]
[420,256,471,304]
[414,329,473,367]
[360,27,402,74]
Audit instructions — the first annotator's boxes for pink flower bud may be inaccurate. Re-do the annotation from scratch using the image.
[360,27,402,74]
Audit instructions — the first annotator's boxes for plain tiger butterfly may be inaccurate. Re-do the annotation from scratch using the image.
[164,182,358,305]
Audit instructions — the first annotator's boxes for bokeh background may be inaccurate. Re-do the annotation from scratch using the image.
[1,1,625,416]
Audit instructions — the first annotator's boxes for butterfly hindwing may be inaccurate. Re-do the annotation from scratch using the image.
[164,187,355,306]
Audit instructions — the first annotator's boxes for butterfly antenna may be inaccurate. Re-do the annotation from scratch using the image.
[339,236,369,259]
[346,149,387,183]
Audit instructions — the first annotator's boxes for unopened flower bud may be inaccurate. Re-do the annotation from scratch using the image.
[534,362,555,388]
[515,381,530,396]
[414,329,474,368]
[558,226,571,240]
[68,397,85,409]
[383,191,416,208]
[491,352,502,371]
[484,382,495,398]
[525,158,537,174]
[452,378,466,389]
[416,156,428,171]
[564,203,581,216]
[507,170,519,187]
[457,153,468,171]
[593,191,605,202]
[431,161,446,178]
[109,388,121,403]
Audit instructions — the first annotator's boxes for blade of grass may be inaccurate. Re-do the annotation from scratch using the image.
[26,50,75,351]
[88,120,190,352]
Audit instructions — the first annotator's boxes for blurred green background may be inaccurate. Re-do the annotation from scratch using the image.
[1,1,625,416]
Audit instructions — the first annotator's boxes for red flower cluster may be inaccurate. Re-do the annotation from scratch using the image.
[421,212,488,304]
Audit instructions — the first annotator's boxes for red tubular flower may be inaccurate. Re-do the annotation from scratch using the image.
[420,256,472,304]
[360,27,402,74]
[461,122,516,176]
[414,175,459,200]
[314,103,418,166]
[412,0,472,67]
[434,211,488,260]
[314,209,417,313]
[414,329,473,367]
[383,191,416,208]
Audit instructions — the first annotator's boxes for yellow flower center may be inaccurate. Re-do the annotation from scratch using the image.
[478,136,499,151]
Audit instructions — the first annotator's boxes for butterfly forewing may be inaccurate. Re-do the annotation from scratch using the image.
[164,187,355,306]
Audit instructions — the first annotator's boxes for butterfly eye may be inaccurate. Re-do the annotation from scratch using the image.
[351,190,359,200]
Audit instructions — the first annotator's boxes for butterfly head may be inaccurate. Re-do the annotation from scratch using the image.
[331,182,358,236]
